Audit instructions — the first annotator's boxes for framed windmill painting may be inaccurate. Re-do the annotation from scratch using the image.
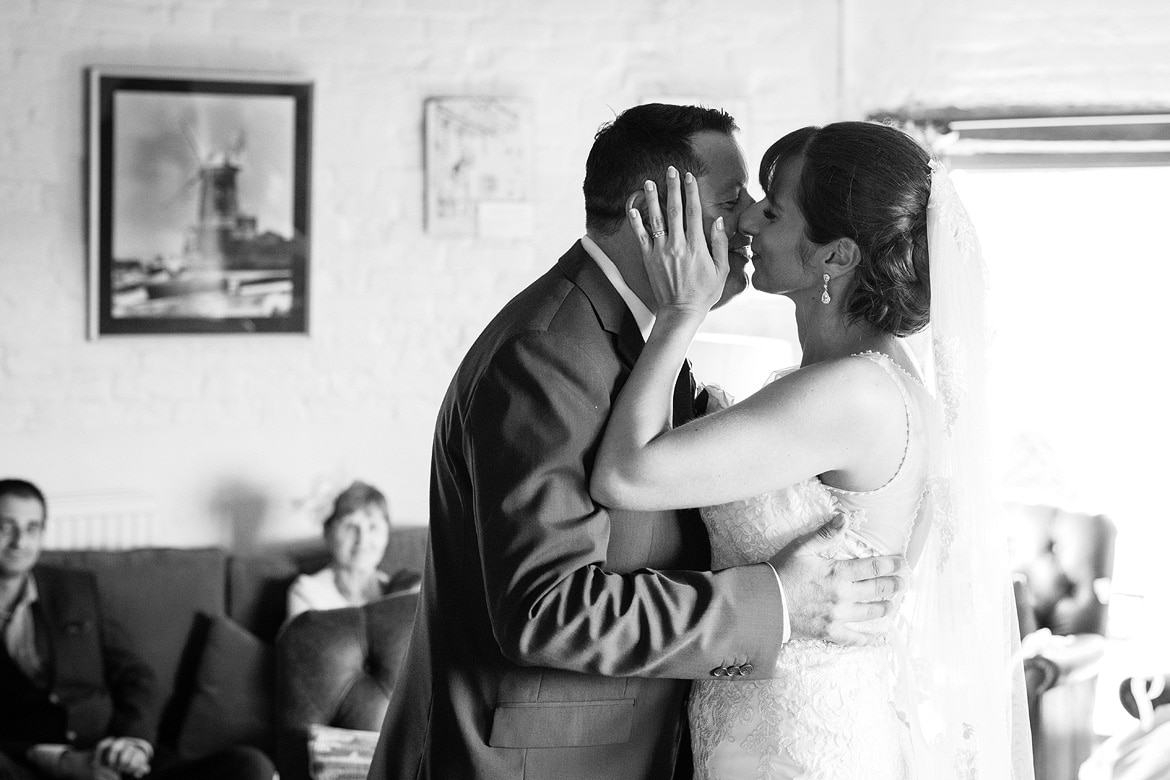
[87,68,313,337]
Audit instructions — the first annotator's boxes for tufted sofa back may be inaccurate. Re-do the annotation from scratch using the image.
[1005,503,1116,636]
[274,591,419,780]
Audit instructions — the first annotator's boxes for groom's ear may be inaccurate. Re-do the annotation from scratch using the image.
[626,190,649,225]
[625,189,663,240]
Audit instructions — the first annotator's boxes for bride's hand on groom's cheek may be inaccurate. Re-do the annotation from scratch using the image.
[769,516,908,646]
[628,165,729,314]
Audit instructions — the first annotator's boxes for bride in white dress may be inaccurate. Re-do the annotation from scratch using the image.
[591,122,1032,779]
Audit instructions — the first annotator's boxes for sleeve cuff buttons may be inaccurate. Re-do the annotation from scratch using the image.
[710,663,753,677]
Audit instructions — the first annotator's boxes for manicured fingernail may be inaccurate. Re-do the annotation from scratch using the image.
[629,208,639,221]
[684,171,693,183]
[645,180,655,191]
[715,217,724,231]
[667,166,677,179]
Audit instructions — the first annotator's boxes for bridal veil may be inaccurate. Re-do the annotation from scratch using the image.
[895,160,1035,779]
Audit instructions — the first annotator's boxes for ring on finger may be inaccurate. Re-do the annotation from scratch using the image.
[650,229,666,239]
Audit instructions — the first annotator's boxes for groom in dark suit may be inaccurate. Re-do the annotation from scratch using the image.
[370,104,904,779]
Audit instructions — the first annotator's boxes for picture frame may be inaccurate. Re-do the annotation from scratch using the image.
[87,67,313,337]
[424,97,532,238]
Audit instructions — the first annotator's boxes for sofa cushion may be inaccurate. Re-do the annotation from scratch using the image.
[38,547,228,739]
[174,614,274,759]
[227,551,301,644]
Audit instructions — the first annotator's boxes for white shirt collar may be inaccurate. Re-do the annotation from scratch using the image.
[580,235,655,342]
[3,574,42,682]
[11,572,37,611]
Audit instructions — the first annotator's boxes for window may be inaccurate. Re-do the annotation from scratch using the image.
[925,113,1170,735]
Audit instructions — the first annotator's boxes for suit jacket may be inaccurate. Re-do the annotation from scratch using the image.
[370,242,786,780]
[0,566,156,759]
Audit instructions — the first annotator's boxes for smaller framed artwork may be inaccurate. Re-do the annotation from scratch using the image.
[87,67,313,337]
[424,97,533,238]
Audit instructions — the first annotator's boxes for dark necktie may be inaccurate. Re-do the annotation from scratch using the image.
[672,359,709,428]
[672,360,694,428]
[670,359,714,566]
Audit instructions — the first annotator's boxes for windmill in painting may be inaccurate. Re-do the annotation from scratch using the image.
[112,126,300,320]
[183,128,254,271]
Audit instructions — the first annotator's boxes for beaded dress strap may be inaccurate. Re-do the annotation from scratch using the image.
[852,351,917,423]
[822,351,917,496]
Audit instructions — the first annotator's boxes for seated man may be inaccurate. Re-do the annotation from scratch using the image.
[0,478,274,780]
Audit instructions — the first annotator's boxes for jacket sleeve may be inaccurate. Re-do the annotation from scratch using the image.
[466,330,785,679]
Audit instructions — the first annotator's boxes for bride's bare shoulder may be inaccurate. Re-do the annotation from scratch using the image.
[755,355,905,416]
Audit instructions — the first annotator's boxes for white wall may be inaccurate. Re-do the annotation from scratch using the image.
[3,0,1168,548]
[842,0,1170,114]
[0,0,838,546]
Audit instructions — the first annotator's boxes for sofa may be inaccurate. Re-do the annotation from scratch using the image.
[37,525,427,775]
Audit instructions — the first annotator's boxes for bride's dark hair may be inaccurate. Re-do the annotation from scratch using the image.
[759,121,932,336]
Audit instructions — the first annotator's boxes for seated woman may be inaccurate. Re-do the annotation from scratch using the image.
[286,481,419,620]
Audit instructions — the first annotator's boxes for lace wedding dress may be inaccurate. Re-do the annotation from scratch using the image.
[689,351,932,780]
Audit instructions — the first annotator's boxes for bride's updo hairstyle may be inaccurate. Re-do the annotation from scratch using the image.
[760,121,932,336]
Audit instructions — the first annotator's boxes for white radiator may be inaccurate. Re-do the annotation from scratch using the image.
[41,491,158,550]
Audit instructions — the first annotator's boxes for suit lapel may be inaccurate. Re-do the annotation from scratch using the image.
[556,241,644,369]
[30,570,57,687]
[557,242,706,428]
[557,242,711,568]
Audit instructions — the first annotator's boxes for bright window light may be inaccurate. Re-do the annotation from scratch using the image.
[953,166,1170,734]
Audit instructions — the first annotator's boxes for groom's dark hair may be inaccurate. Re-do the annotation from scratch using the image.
[584,103,738,235]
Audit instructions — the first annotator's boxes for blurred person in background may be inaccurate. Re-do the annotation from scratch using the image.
[286,480,419,620]
[0,478,274,780]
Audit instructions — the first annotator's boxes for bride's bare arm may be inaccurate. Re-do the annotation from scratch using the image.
[593,353,892,510]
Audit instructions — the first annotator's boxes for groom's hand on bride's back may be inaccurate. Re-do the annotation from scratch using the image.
[768,514,908,646]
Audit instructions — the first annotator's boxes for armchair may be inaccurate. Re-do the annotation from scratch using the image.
[1010,502,1118,780]
[274,592,419,780]
[1007,503,1117,780]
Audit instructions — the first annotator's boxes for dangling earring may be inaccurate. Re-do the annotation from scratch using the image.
[821,273,831,305]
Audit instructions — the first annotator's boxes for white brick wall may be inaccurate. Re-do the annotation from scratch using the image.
[1,0,1167,547]
[843,0,1170,115]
